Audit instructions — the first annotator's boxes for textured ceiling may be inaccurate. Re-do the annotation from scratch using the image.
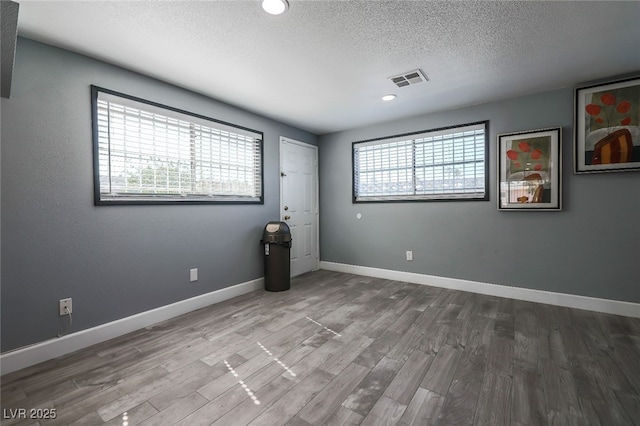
[15,0,640,135]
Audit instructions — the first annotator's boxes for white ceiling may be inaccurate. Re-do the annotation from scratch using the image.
[15,0,640,135]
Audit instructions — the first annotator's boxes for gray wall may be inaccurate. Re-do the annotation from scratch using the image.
[1,38,316,352]
[319,88,640,304]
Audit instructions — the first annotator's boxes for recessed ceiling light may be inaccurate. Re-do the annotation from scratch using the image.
[382,94,397,101]
[262,0,289,15]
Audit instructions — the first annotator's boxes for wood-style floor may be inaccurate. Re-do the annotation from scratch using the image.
[2,270,639,425]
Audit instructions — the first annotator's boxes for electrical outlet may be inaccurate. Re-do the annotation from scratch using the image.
[406,251,413,261]
[190,268,198,282]
[59,298,72,316]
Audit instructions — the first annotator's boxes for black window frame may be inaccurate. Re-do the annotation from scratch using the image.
[352,120,489,203]
[91,85,264,206]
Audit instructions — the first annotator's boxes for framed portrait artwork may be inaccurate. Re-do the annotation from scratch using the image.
[574,76,640,173]
[498,127,562,211]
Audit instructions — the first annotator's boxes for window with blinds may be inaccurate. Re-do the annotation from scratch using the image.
[353,121,488,202]
[91,86,263,204]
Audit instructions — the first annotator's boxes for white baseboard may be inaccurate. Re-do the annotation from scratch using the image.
[1,278,264,376]
[320,261,640,318]
[4,266,638,375]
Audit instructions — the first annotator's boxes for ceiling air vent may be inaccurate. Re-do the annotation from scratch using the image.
[389,69,428,88]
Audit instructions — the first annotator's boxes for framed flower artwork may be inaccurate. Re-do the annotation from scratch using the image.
[498,127,562,211]
[574,75,640,173]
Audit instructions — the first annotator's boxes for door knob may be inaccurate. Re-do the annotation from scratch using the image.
[284,206,289,211]
[284,215,291,220]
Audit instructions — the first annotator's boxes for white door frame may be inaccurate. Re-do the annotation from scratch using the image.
[279,136,319,273]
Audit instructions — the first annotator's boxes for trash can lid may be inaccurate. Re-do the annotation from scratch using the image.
[262,221,291,242]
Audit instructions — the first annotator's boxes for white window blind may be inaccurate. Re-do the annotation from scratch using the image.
[92,87,263,204]
[353,122,487,202]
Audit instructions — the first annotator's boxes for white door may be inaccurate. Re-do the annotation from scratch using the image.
[280,137,319,277]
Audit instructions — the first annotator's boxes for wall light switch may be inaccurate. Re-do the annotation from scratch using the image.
[190,268,198,282]
[406,251,413,261]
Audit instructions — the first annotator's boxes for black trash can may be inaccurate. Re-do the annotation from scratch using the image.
[261,221,292,292]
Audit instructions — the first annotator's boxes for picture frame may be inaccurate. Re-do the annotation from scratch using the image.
[498,127,562,211]
[574,75,640,174]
